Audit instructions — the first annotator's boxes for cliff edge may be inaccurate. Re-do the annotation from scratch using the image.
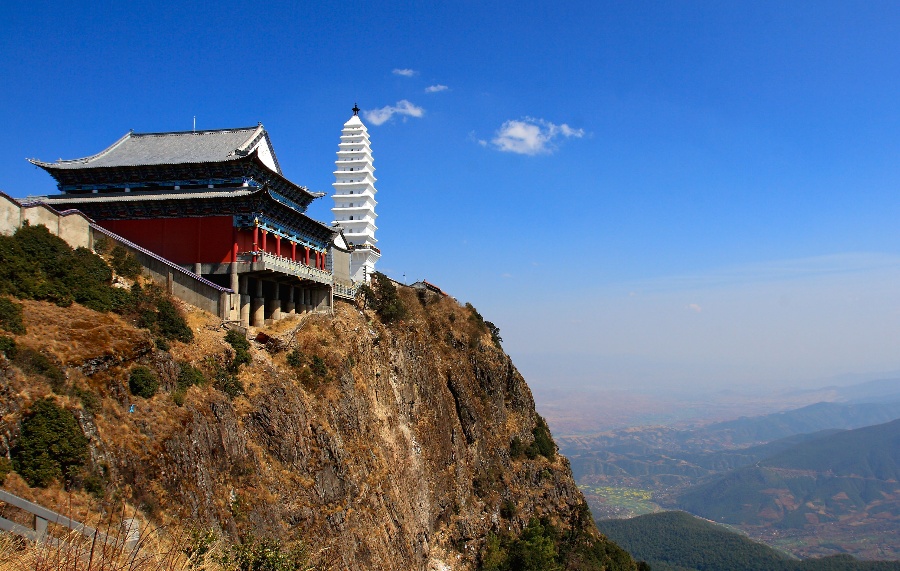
[0,269,634,570]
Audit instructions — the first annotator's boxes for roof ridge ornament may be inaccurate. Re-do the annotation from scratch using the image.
[352,103,360,116]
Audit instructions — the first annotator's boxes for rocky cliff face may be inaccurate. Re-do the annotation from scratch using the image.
[0,284,634,571]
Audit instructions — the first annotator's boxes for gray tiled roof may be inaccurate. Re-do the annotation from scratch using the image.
[40,188,258,204]
[29,125,272,171]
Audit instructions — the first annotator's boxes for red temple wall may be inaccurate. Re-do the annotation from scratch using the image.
[99,216,237,264]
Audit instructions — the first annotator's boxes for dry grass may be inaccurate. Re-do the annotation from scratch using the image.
[0,521,325,571]
[0,522,217,571]
[18,299,152,368]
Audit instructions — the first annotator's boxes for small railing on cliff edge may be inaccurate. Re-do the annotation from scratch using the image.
[0,488,139,550]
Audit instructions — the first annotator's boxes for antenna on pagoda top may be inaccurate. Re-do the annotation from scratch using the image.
[352,103,360,116]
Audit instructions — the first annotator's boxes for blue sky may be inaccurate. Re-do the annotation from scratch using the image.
[3,1,900,394]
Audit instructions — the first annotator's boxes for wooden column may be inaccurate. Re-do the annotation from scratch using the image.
[252,226,259,263]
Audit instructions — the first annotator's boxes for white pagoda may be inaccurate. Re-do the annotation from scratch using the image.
[331,105,380,283]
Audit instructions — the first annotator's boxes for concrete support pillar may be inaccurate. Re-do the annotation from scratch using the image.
[266,282,281,322]
[230,264,239,293]
[239,275,250,328]
[251,279,265,327]
[286,286,296,315]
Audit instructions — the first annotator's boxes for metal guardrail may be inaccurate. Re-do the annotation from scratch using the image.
[0,489,139,549]
[333,282,359,300]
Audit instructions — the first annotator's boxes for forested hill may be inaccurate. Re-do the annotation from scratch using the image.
[676,418,900,556]
[598,511,900,571]
[759,417,900,479]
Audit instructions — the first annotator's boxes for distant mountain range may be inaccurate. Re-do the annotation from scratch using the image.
[698,401,900,446]
[598,511,900,571]
[561,389,900,560]
[678,418,900,524]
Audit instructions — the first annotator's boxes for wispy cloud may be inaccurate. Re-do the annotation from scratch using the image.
[486,117,585,155]
[392,68,417,77]
[425,84,448,93]
[632,253,900,293]
[363,100,425,126]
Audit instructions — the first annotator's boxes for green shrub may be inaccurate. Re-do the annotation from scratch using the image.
[481,533,508,571]
[528,415,556,461]
[0,297,26,334]
[0,458,12,485]
[225,329,251,369]
[226,534,311,571]
[0,335,17,359]
[177,362,206,389]
[173,362,205,406]
[0,224,115,310]
[14,348,65,393]
[365,273,407,323]
[465,302,503,348]
[310,355,327,378]
[485,320,502,346]
[75,386,101,414]
[11,398,89,488]
[156,298,193,342]
[500,499,517,519]
[508,519,561,571]
[93,234,111,255]
[129,366,159,398]
[110,245,143,278]
[480,519,562,571]
[510,436,526,460]
[286,348,304,368]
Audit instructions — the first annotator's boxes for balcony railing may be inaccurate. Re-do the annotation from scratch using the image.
[238,251,333,285]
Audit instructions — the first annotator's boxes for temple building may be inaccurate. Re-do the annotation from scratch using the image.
[331,105,380,282]
[28,115,363,327]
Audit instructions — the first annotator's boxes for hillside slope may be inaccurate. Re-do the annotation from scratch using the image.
[676,420,900,559]
[0,271,634,571]
[598,511,900,571]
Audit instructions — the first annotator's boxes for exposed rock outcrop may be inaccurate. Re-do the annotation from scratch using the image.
[0,289,634,570]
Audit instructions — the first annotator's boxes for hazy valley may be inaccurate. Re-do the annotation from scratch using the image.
[546,381,900,561]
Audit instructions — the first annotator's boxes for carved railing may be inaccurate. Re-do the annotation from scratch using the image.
[238,251,333,285]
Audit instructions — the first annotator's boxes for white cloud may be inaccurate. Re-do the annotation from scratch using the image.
[392,68,417,77]
[363,100,425,126]
[489,117,585,155]
[425,84,448,93]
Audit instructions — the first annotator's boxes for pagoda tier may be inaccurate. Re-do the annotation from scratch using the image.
[331,108,380,282]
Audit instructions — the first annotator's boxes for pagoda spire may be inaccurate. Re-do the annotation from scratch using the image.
[331,107,380,283]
